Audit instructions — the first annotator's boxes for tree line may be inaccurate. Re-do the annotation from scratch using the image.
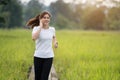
[0,0,120,30]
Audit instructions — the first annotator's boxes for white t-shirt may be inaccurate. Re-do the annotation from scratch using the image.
[32,26,55,58]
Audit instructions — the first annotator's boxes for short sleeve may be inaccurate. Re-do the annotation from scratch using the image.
[32,27,38,35]
[53,27,55,37]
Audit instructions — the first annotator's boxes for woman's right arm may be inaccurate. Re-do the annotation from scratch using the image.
[32,19,43,41]
[32,27,42,41]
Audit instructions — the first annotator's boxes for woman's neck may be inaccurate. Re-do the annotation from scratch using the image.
[43,25,49,29]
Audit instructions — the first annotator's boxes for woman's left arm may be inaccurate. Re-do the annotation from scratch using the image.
[53,36,58,48]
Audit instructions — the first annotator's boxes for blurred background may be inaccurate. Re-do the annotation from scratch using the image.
[0,0,120,30]
[0,0,120,80]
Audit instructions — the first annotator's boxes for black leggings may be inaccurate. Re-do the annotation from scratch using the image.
[34,57,53,80]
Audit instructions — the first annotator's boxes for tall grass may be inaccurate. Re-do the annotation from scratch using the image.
[0,29,120,80]
[54,30,120,80]
[0,29,34,80]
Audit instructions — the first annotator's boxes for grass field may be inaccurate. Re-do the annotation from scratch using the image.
[0,29,34,80]
[0,29,120,80]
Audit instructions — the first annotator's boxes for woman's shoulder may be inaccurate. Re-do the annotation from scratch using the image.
[49,26,55,30]
[33,26,39,30]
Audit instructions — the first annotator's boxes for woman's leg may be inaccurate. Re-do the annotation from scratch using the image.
[41,58,53,80]
[34,57,44,80]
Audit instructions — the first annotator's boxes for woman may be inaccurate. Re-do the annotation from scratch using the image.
[26,11,58,80]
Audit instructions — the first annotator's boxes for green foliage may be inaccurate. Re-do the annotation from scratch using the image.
[0,0,9,27]
[104,7,120,30]
[1,0,120,30]
[49,1,120,30]
[0,12,10,28]
[49,0,80,29]
[54,14,81,29]
[23,0,43,23]
[0,0,9,5]
[73,4,83,23]
[55,14,71,29]
[50,0,73,20]
[0,0,23,28]
[54,14,68,29]
[83,7,105,30]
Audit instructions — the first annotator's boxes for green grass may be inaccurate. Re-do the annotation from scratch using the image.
[54,30,120,80]
[0,29,120,80]
[0,29,34,80]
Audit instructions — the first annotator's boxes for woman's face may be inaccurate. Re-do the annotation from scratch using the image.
[41,14,50,26]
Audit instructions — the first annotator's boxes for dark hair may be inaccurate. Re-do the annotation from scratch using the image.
[26,11,51,29]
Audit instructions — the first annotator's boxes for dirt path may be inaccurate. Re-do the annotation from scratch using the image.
[28,64,58,80]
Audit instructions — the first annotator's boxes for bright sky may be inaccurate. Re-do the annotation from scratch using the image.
[20,0,85,6]
[20,0,57,6]
[20,0,119,7]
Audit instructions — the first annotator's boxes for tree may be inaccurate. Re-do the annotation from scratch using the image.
[49,0,78,29]
[55,13,77,29]
[73,4,83,23]
[0,0,23,28]
[83,7,105,30]
[0,0,9,27]
[104,7,120,30]
[24,0,43,25]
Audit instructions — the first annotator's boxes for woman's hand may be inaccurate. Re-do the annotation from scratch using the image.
[32,19,43,41]
[39,19,43,28]
[54,41,58,48]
